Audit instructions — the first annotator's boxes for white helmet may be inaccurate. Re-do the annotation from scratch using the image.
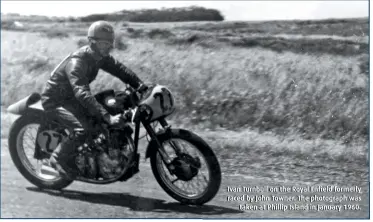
[87,20,115,42]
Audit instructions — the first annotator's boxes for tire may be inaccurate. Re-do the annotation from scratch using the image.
[8,114,73,190]
[150,128,221,205]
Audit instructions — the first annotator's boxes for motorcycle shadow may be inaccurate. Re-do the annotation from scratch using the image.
[26,187,243,216]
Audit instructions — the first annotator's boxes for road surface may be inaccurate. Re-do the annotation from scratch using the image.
[0,125,369,218]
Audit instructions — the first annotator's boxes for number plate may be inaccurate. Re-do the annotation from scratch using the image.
[37,130,64,152]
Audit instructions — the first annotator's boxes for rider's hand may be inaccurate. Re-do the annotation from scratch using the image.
[137,83,149,94]
[109,114,122,125]
[103,114,122,125]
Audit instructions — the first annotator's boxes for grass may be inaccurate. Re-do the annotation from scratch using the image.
[2,18,368,57]
[176,17,368,37]
[0,17,369,167]
[1,29,368,144]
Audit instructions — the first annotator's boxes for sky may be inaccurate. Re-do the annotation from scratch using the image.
[0,1,369,21]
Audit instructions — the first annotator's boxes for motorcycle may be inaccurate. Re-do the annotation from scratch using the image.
[6,84,221,205]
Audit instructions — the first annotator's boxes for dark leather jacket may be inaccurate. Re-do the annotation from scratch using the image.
[41,45,143,119]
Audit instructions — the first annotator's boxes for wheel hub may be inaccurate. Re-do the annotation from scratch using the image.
[170,153,201,181]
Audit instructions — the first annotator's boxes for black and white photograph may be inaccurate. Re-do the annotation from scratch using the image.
[0,0,369,219]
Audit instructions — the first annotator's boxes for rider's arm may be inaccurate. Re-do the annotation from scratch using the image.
[100,55,144,89]
[65,58,110,121]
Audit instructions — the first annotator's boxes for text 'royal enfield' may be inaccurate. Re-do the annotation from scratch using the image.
[7,84,222,205]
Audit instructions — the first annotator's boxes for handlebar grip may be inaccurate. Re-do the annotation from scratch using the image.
[122,110,133,122]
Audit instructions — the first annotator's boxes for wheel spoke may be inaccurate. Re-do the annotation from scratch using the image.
[155,138,212,199]
[168,141,181,155]
[16,122,60,181]
[171,178,179,184]
[25,129,37,143]
[24,140,35,151]
[201,174,209,184]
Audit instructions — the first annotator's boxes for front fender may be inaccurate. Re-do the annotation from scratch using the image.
[7,93,42,115]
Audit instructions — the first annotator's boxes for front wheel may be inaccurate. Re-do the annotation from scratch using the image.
[150,129,221,205]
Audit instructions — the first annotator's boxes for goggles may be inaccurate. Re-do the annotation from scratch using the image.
[91,38,114,49]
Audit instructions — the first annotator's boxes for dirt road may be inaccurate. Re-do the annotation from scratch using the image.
[1,135,369,219]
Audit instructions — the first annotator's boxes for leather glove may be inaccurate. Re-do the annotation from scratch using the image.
[103,113,123,125]
[137,83,149,94]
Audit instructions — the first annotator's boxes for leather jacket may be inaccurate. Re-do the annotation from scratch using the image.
[41,45,144,120]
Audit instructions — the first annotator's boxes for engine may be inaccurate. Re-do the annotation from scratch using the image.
[75,129,133,180]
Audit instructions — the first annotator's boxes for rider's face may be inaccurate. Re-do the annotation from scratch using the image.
[92,39,114,57]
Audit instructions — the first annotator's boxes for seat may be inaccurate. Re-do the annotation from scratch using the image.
[7,92,43,115]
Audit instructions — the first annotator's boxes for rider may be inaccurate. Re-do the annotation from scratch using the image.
[40,20,148,179]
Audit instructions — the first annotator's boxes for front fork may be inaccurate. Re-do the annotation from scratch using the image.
[158,119,183,156]
[142,118,183,172]
[143,119,173,165]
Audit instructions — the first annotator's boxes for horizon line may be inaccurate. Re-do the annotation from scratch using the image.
[1,12,369,23]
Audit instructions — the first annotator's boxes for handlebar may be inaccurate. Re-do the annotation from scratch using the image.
[118,83,150,123]
[127,83,150,105]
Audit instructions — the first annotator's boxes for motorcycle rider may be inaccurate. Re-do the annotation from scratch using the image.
[40,20,148,179]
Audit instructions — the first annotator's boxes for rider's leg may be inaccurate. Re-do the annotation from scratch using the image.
[45,100,94,179]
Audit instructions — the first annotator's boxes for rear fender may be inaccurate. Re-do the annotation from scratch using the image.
[7,93,43,116]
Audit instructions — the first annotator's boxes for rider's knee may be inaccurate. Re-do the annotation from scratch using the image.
[70,128,87,143]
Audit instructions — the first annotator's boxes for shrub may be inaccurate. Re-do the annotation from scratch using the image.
[126,28,144,39]
[22,55,52,73]
[358,54,369,75]
[44,30,69,39]
[114,34,128,50]
[147,28,175,39]
[227,36,368,56]
[78,6,224,23]
[129,7,224,22]
[76,38,88,48]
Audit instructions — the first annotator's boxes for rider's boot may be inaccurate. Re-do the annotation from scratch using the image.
[49,137,80,180]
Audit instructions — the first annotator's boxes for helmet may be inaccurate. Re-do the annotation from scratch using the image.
[87,21,115,42]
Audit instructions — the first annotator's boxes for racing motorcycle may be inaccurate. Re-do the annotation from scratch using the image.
[6,84,221,205]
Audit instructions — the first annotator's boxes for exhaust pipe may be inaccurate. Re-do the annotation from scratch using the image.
[40,164,60,177]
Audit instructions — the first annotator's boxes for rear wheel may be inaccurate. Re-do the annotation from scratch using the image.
[8,114,73,190]
[150,129,221,205]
